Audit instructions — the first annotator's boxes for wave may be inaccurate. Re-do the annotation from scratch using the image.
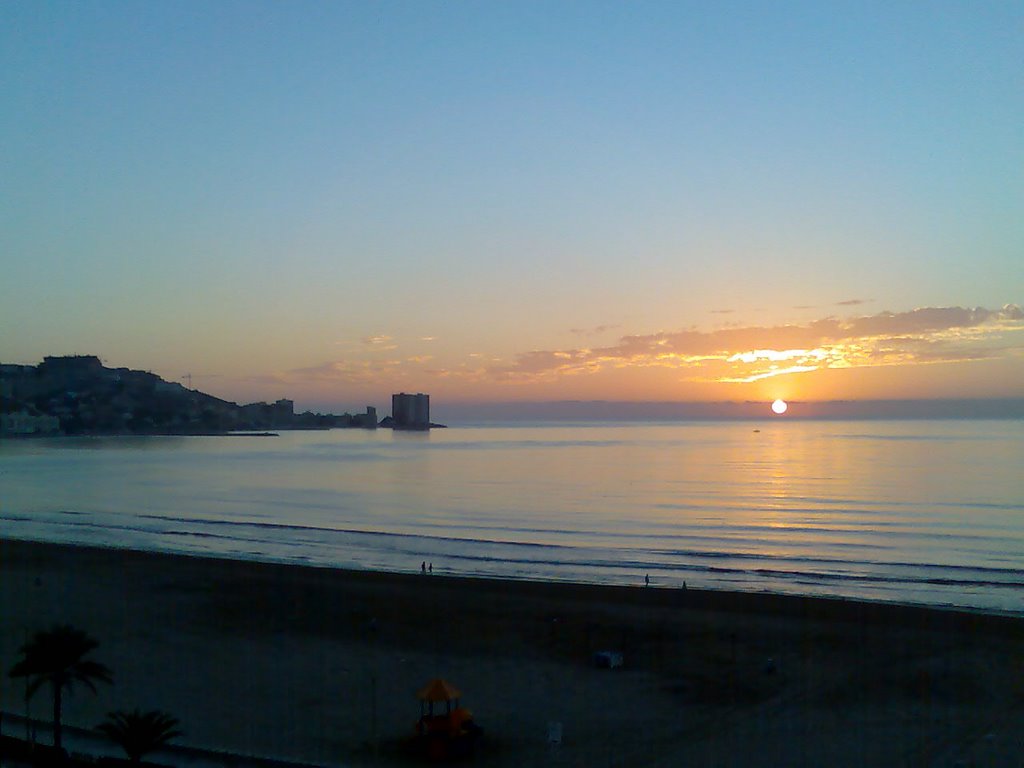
[15,510,1020,585]
[131,511,1012,546]
[423,551,1024,591]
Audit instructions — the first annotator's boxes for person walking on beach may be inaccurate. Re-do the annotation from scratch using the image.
[421,561,426,575]
[645,573,650,587]
[429,562,433,574]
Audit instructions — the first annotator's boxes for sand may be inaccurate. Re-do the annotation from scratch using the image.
[1,538,1022,767]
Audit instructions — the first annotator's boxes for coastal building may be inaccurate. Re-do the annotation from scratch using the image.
[392,392,430,430]
[352,405,378,429]
[40,355,104,376]
[0,411,60,435]
[0,364,35,398]
[36,355,107,390]
[239,398,295,429]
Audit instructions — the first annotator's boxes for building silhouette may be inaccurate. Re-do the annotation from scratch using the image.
[392,393,429,430]
[352,405,377,429]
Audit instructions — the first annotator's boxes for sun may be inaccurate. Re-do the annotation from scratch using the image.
[771,399,788,415]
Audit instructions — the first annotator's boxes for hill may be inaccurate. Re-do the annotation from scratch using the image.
[0,356,367,436]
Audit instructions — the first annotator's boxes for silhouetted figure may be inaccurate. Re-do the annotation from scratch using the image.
[421,561,426,574]
[645,574,650,587]
[429,562,433,574]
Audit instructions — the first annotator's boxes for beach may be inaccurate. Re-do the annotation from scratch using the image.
[1,538,1022,767]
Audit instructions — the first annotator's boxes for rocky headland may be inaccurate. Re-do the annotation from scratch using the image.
[0,355,374,436]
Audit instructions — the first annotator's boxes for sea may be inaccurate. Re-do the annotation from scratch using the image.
[1,420,1022,614]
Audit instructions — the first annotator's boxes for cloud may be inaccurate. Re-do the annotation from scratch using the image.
[485,305,1024,384]
[710,309,735,315]
[286,359,403,384]
[569,324,619,337]
[360,334,397,351]
[718,364,822,384]
[272,304,1023,391]
[836,298,871,306]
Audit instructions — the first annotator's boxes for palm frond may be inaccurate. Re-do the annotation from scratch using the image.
[97,709,183,762]
[73,660,114,692]
[25,676,47,700]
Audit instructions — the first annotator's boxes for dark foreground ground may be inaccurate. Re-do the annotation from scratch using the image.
[1,538,1022,767]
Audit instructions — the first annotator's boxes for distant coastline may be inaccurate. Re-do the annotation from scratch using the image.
[0,355,447,437]
[5,355,1019,437]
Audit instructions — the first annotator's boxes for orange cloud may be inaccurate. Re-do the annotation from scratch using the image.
[261,305,1022,402]
[485,305,1024,386]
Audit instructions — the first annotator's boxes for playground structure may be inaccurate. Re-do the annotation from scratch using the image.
[413,678,482,760]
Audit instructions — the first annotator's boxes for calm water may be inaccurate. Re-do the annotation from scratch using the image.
[1,420,1022,613]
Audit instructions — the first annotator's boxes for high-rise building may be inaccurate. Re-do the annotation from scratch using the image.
[392,392,430,430]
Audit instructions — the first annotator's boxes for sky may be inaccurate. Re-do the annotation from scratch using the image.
[2,1,1021,413]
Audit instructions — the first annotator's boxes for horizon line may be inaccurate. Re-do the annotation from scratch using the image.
[415,398,1024,423]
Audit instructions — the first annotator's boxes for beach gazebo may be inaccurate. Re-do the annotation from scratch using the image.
[417,678,461,718]
[414,678,480,758]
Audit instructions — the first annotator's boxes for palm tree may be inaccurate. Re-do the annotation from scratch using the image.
[8,624,113,754]
[97,709,182,764]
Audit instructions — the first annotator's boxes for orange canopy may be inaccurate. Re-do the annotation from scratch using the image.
[418,678,461,702]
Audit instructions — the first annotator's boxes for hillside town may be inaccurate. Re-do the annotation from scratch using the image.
[0,355,427,436]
